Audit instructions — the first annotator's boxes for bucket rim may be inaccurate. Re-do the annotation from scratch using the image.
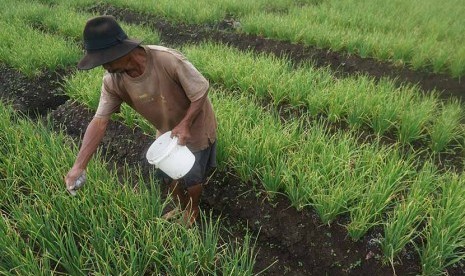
[146,131,178,166]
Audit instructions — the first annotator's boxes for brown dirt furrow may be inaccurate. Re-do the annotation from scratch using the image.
[0,64,69,118]
[89,4,464,102]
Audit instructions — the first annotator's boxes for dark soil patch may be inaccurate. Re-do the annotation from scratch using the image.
[89,4,464,102]
[0,64,70,118]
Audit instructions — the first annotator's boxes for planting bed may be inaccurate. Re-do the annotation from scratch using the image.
[1,3,465,276]
[90,4,465,102]
[0,65,419,275]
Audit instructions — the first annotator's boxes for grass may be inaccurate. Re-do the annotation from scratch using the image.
[381,163,438,265]
[420,173,465,275]
[0,18,80,76]
[183,42,463,151]
[2,0,159,44]
[428,100,464,153]
[1,1,465,274]
[0,101,256,275]
[242,0,465,77]
[42,0,465,77]
[346,148,415,240]
[0,0,159,76]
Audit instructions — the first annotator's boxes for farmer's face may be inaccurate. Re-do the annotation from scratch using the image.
[102,55,129,73]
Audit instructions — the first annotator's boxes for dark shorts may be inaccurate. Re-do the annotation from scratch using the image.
[157,141,217,189]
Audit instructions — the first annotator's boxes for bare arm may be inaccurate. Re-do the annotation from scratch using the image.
[171,92,208,145]
[64,117,109,189]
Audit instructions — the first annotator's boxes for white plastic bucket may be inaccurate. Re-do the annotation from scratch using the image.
[146,131,195,179]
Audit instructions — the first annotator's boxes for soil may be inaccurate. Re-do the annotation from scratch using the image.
[0,65,70,118]
[1,4,465,276]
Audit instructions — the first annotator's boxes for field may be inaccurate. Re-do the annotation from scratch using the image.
[1,0,465,275]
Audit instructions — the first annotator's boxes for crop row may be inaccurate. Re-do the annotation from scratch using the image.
[2,0,463,153]
[2,1,465,274]
[184,43,464,152]
[0,102,256,275]
[35,0,465,77]
[65,69,465,274]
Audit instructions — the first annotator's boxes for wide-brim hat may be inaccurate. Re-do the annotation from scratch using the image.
[77,15,142,70]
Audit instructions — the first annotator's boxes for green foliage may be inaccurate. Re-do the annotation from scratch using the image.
[381,163,438,265]
[0,18,80,76]
[242,0,465,77]
[0,102,256,274]
[420,173,465,275]
[397,94,437,145]
[2,1,465,274]
[0,0,159,76]
[185,43,461,149]
[347,149,416,240]
[429,100,464,153]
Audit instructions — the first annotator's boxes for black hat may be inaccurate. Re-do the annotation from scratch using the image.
[77,16,142,70]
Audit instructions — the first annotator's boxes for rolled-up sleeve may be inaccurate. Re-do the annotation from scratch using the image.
[94,76,122,119]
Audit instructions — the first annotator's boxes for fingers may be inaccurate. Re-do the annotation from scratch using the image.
[176,136,187,146]
[170,132,187,146]
[65,168,86,196]
[65,175,76,190]
[170,127,191,146]
[66,179,76,195]
[67,188,77,196]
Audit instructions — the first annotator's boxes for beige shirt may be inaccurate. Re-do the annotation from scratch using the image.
[95,45,217,151]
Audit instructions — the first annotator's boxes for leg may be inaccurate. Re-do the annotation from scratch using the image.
[163,180,188,220]
[183,183,203,227]
[166,141,216,226]
[168,180,189,207]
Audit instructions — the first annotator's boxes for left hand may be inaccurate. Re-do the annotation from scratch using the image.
[171,122,191,146]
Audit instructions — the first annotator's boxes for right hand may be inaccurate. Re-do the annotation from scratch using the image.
[65,167,86,195]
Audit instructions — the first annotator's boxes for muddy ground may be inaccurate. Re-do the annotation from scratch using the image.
[1,4,465,276]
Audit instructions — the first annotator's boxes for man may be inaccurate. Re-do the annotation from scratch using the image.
[64,15,217,227]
